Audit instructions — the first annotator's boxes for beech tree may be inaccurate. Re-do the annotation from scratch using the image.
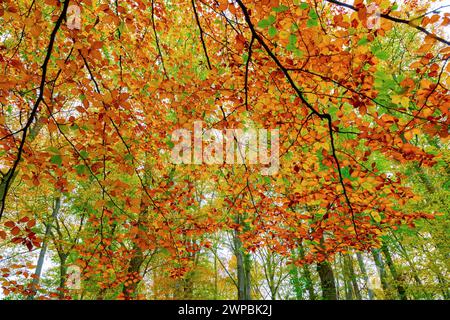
[0,0,448,300]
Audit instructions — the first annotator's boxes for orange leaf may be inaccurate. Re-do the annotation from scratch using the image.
[4,221,15,228]
[11,227,20,236]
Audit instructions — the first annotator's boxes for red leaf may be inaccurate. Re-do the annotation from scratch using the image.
[26,219,36,228]
[25,240,33,251]
[11,227,20,236]
[4,221,15,228]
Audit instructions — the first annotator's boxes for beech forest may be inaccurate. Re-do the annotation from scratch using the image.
[0,0,449,300]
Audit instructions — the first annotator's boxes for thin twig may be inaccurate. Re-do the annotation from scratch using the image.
[192,0,212,69]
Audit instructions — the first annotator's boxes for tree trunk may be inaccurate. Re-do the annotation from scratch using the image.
[122,246,144,299]
[390,233,431,299]
[28,197,61,299]
[414,165,449,272]
[182,272,194,299]
[317,261,337,300]
[302,263,316,300]
[344,254,362,300]
[333,258,341,300]
[181,248,199,299]
[372,248,390,298]
[289,263,303,300]
[266,253,277,300]
[296,244,316,300]
[437,274,449,300]
[58,253,67,299]
[122,203,147,299]
[381,244,407,300]
[356,253,374,300]
[213,247,218,299]
[233,230,251,300]
[340,254,352,300]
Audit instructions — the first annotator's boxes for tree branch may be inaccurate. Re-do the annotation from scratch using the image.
[0,0,70,220]
[325,0,450,46]
[235,0,358,237]
[192,0,212,70]
[151,0,169,79]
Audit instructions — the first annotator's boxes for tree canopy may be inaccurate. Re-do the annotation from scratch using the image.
[0,0,449,300]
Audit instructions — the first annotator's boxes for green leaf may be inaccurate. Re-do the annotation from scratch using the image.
[375,50,389,60]
[293,48,304,58]
[341,167,351,179]
[79,150,89,159]
[289,34,297,44]
[166,138,174,149]
[242,52,249,63]
[268,25,277,37]
[299,2,309,10]
[286,43,296,51]
[267,15,276,24]
[307,18,318,27]
[46,146,60,154]
[358,37,369,46]
[308,9,318,19]
[74,164,87,175]
[258,15,276,28]
[124,153,134,162]
[328,106,338,116]
[285,151,293,160]
[273,5,289,13]
[442,180,450,191]
[51,155,62,166]
[258,19,270,28]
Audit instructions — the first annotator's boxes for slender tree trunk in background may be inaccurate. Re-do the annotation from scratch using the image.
[213,248,218,300]
[372,248,390,298]
[181,249,199,299]
[415,165,435,195]
[233,230,251,300]
[182,271,194,299]
[317,261,337,300]
[437,274,449,300]
[356,253,374,300]
[391,233,430,299]
[265,252,277,300]
[415,165,449,273]
[243,251,252,299]
[58,253,67,299]
[340,254,352,300]
[333,258,341,300]
[28,197,61,300]
[381,244,407,300]
[421,242,450,298]
[289,263,303,300]
[296,244,316,300]
[344,254,362,300]
[303,263,316,300]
